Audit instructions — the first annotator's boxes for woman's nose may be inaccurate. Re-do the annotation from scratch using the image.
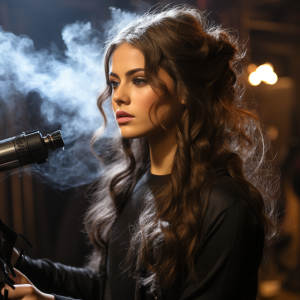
[113,84,130,106]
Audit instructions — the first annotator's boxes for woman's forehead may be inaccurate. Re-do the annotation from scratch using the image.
[111,43,145,74]
[109,42,175,93]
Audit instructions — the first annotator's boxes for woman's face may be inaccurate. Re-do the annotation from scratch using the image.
[109,43,181,140]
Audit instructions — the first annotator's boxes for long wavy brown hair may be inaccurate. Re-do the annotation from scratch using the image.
[84,3,279,295]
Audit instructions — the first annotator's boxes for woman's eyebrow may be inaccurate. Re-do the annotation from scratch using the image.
[109,68,145,79]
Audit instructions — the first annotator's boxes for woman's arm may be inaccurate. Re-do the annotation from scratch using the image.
[14,256,100,300]
[1,268,55,300]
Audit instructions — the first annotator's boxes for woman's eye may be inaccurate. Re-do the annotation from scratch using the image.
[132,78,147,86]
[107,80,119,88]
[107,78,147,88]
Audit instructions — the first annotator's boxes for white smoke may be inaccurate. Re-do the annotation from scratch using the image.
[0,7,139,189]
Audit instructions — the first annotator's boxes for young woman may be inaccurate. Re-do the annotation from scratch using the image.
[4,4,278,300]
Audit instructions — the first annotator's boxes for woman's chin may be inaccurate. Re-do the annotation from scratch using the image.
[118,128,141,139]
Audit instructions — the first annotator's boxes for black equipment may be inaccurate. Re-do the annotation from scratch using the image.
[0,130,64,173]
[0,130,64,299]
[0,219,33,300]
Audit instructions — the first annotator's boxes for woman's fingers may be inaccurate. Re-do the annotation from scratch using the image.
[14,269,32,285]
[8,271,21,285]
[1,270,54,300]
[1,284,34,299]
[8,268,32,285]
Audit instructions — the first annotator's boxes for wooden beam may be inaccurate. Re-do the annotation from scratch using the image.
[251,0,282,8]
[254,42,295,55]
[0,173,9,226]
[11,173,23,235]
[22,173,36,249]
[249,19,300,34]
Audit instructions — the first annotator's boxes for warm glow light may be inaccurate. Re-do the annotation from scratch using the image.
[265,72,278,85]
[268,125,278,140]
[248,72,261,86]
[256,63,273,79]
[247,64,257,74]
[248,62,278,86]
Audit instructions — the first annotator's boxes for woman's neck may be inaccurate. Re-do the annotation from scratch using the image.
[147,127,177,175]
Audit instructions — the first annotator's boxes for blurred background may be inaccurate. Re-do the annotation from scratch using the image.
[0,0,299,299]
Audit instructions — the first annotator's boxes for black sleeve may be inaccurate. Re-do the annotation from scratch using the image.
[179,199,264,300]
[15,256,100,300]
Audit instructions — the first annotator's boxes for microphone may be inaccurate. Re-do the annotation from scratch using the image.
[0,130,64,173]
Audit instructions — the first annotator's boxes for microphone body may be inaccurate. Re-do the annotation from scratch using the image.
[0,130,64,173]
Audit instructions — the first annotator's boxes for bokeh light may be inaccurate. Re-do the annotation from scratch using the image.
[248,63,278,86]
[249,71,261,86]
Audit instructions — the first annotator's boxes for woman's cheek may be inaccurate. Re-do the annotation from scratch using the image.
[134,88,160,123]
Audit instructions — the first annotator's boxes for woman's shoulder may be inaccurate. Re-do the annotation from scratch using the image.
[204,167,258,221]
[199,167,264,242]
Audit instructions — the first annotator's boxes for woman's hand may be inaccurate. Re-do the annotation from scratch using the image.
[1,269,54,300]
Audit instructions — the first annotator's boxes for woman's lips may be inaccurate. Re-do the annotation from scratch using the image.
[117,116,134,124]
[116,110,135,124]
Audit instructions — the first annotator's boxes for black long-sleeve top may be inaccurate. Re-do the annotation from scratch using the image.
[16,167,265,300]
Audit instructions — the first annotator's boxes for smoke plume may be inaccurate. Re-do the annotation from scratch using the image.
[0,7,138,189]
